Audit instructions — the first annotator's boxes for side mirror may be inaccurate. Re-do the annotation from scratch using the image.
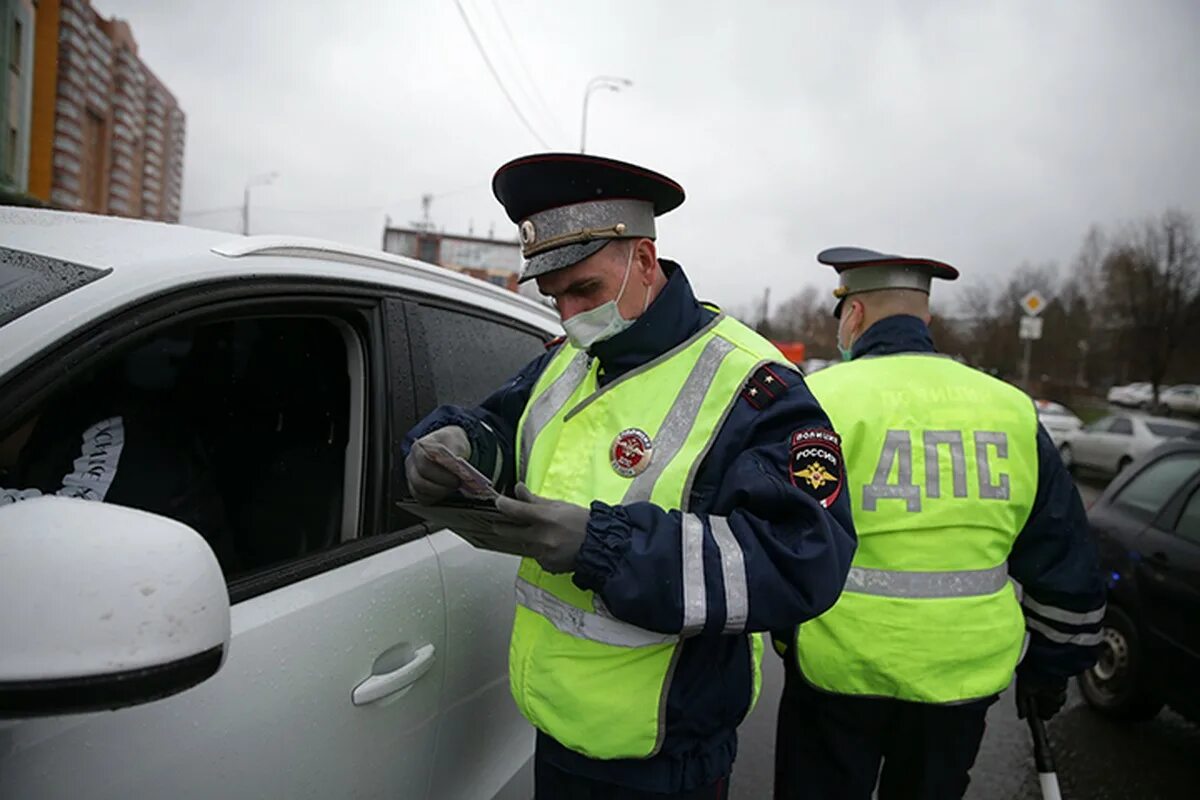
[0,497,231,718]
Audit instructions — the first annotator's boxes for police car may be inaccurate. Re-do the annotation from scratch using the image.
[0,208,558,799]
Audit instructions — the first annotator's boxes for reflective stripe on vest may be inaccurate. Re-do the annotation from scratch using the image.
[621,336,737,505]
[798,353,1038,704]
[515,578,679,648]
[519,351,591,481]
[508,314,786,759]
[845,564,1010,599]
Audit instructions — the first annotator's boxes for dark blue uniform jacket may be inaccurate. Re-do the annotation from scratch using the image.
[849,315,1105,688]
[404,262,857,792]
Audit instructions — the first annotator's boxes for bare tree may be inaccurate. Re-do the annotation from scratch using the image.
[768,285,837,358]
[1100,210,1200,403]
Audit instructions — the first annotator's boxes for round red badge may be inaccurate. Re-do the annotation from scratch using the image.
[611,428,653,478]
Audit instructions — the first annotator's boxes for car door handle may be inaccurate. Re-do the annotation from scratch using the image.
[1148,551,1171,568]
[352,643,436,706]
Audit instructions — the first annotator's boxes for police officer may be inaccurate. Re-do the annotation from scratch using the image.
[403,154,857,799]
[773,248,1106,800]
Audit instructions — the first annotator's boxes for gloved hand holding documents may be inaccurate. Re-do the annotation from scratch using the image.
[400,433,590,571]
[400,427,532,555]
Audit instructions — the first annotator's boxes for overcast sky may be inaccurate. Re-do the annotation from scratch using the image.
[94,0,1200,316]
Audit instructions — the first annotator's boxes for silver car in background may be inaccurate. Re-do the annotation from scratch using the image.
[1107,382,1156,408]
[1059,413,1199,476]
[1035,399,1083,447]
[1160,384,1200,416]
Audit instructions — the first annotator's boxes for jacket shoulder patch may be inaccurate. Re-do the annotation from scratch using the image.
[790,428,843,509]
[741,364,790,410]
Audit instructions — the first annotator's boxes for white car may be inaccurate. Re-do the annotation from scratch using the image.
[0,209,555,799]
[1107,382,1157,408]
[1034,399,1083,447]
[1059,413,1199,475]
[1160,384,1200,415]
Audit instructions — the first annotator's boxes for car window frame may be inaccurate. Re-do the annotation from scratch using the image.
[1109,417,1134,436]
[1157,466,1200,541]
[1109,451,1200,526]
[0,277,428,605]
[396,293,555,421]
[1145,421,1199,439]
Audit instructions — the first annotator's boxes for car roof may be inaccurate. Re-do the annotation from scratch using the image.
[0,207,552,316]
[0,208,559,375]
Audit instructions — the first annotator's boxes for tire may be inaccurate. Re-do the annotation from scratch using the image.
[1059,444,1074,473]
[1079,605,1163,721]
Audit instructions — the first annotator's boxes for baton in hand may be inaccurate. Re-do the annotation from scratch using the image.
[1022,695,1063,800]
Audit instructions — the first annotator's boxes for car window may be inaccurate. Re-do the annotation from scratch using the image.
[1111,453,1200,524]
[0,245,110,328]
[1146,422,1197,439]
[415,304,548,407]
[1174,487,1200,545]
[1,311,368,587]
[1110,418,1133,436]
[1086,416,1114,433]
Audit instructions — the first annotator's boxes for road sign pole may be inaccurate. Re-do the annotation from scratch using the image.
[1017,291,1047,392]
[1021,337,1033,390]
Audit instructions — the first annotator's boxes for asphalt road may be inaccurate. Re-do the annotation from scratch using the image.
[730,479,1200,799]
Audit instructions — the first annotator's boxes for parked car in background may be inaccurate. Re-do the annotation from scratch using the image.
[1079,436,1200,724]
[1035,399,1083,447]
[0,209,549,799]
[1160,384,1200,416]
[1107,382,1156,408]
[1059,413,1199,476]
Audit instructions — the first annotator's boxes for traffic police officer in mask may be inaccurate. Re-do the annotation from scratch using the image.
[404,154,857,799]
[773,248,1106,800]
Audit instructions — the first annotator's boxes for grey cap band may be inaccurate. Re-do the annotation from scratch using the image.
[837,264,933,299]
[517,197,656,282]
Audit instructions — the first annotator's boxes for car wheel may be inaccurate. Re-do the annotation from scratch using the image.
[1059,444,1074,472]
[1079,606,1162,721]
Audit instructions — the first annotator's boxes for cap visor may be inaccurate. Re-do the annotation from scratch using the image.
[519,239,610,283]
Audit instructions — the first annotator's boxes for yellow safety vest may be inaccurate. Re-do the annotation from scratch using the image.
[510,314,783,759]
[798,353,1038,703]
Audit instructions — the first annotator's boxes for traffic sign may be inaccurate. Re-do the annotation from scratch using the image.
[1020,291,1047,316]
[1019,316,1043,340]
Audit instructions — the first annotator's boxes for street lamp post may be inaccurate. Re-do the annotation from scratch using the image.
[242,171,279,235]
[580,76,632,153]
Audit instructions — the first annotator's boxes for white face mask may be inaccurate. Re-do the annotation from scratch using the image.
[562,246,649,350]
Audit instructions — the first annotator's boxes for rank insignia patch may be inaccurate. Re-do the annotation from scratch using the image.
[789,429,843,508]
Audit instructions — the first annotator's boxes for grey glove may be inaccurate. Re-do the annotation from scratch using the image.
[493,483,591,573]
[405,426,471,504]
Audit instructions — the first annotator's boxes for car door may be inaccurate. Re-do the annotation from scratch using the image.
[1073,416,1113,468]
[1137,470,1200,688]
[1097,416,1135,472]
[1104,451,1200,680]
[1185,388,1200,414]
[0,286,447,800]
[400,297,551,800]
